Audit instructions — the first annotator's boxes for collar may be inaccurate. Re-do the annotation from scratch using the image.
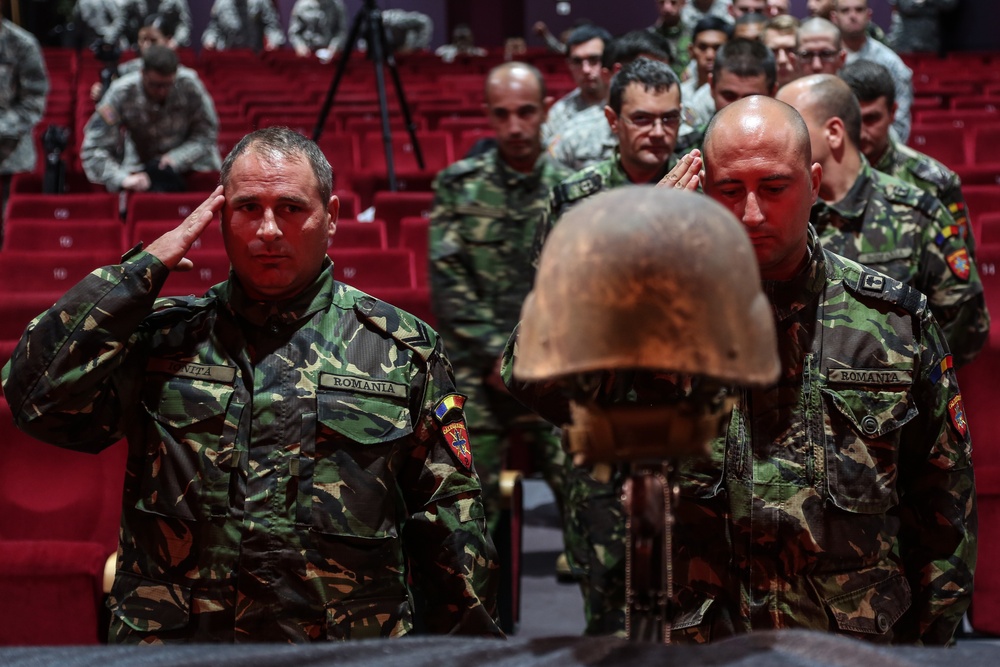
[811,158,874,233]
[495,149,549,189]
[762,227,826,322]
[873,137,900,173]
[225,257,334,329]
[612,148,675,185]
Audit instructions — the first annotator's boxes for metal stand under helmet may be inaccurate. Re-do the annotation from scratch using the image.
[312,0,424,191]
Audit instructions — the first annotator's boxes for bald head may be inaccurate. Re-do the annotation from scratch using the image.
[484,61,546,104]
[777,74,861,149]
[705,95,811,171]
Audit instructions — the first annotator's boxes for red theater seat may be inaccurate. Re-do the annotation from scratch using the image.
[4,193,118,223]
[4,218,121,254]
[372,190,435,246]
[328,247,416,293]
[399,216,429,288]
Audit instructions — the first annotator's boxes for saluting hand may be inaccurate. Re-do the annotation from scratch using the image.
[145,185,226,271]
[658,149,702,192]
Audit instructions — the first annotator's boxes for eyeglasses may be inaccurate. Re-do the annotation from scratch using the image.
[622,111,682,131]
[799,49,840,62]
[568,54,602,68]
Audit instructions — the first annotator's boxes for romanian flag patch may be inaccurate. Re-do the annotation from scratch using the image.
[948,394,969,440]
[442,420,473,470]
[935,225,961,246]
[929,355,954,384]
[946,248,971,281]
[433,393,466,422]
[949,202,969,234]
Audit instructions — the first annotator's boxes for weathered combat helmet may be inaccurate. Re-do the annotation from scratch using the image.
[516,185,778,386]
[514,186,780,462]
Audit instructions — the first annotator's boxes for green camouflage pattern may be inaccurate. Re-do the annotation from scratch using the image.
[0,19,48,175]
[532,151,675,267]
[648,23,691,80]
[810,159,988,367]
[81,68,222,192]
[503,233,976,645]
[875,136,976,258]
[1,251,501,643]
[429,147,570,528]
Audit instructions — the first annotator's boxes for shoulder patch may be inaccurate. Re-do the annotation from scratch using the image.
[908,156,949,187]
[946,248,972,281]
[841,262,926,316]
[97,103,119,126]
[433,393,467,423]
[435,156,486,185]
[553,172,604,208]
[351,289,437,362]
[948,394,970,442]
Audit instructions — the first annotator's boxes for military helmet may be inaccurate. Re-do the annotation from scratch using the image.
[515,186,779,386]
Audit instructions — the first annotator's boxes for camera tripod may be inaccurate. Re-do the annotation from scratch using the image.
[313,0,424,191]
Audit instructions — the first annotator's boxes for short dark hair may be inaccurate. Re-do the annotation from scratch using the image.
[142,44,179,76]
[220,127,333,204]
[839,59,896,109]
[692,16,734,40]
[713,38,776,91]
[608,57,680,114]
[603,30,674,69]
[565,24,613,50]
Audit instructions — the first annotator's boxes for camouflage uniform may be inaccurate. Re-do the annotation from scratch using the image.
[202,0,286,51]
[74,0,123,49]
[0,251,501,643]
[681,1,734,28]
[503,231,977,644]
[380,10,433,52]
[548,105,616,172]
[542,89,603,149]
[531,151,674,636]
[844,39,913,144]
[810,160,988,367]
[888,0,959,54]
[0,19,48,175]
[120,0,193,47]
[874,136,975,257]
[80,68,222,192]
[429,147,570,530]
[647,22,692,80]
[288,0,349,54]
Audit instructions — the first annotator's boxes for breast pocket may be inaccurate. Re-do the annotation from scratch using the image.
[821,387,917,514]
[297,388,414,540]
[139,376,238,521]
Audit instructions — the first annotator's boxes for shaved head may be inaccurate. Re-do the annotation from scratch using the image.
[777,74,861,149]
[484,61,546,103]
[705,95,812,170]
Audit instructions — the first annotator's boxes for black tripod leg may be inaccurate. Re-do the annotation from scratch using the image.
[367,9,398,191]
[384,50,425,170]
[312,8,367,141]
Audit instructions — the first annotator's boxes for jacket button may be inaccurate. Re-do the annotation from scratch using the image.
[877,612,890,632]
[861,415,879,435]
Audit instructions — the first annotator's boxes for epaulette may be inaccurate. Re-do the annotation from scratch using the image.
[842,260,926,317]
[351,289,437,363]
[906,155,950,189]
[552,172,604,209]
[434,156,485,185]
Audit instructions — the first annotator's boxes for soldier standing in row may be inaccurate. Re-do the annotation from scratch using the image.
[3,126,502,643]
[429,62,571,533]
[81,45,220,193]
[0,14,47,219]
[840,60,976,257]
[776,74,988,367]
[202,0,286,52]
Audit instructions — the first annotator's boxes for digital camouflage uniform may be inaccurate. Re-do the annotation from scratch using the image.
[1,251,501,643]
[119,0,193,47]
[429,147,570,531]
[74,0,123,49]
[548,105,616,173]
[531,151,674,636]
[810,160,988,367]
[288,0,348,54]
[380,10,433,52]
[503,232,977,644]
[0,19,48,175]
[874,136,975,258]
[81,68,222,192]
[542,89,603,149]
[888,0,959,54]
[202,0,286,51]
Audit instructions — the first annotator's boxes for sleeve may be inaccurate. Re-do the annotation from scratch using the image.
[0,251,170,453]
[500,324,572,427]
[889,60,914,144]
[259,0,287,48]
[917,195,988,368]
[201,7,221,49]
[329,0,349,53]
[80,83,129,190]
[163,76,221,171]
[0,31,47,142]
[403,12,433,51]
[940,174,975,259]
[167,0,193,47]
[896,309,976,645]
[287,1,307,51]
[427,173,505,373]
[398,338,503,637]
[530,190,558,270]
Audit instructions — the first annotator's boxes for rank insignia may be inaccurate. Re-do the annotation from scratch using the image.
[442,420,473,470]
[433,393,466,422]
[948,394,969,440]
[946,248,971,281]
